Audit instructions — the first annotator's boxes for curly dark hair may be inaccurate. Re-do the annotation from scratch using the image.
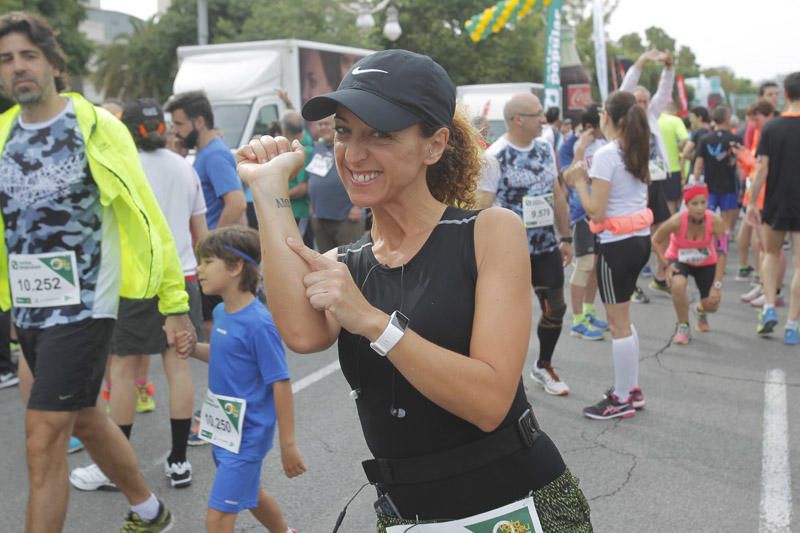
[420,106,483,208]
[0,11,68,92]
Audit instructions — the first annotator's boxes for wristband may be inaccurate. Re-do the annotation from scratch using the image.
[560,237,573,244]
[370,311,409,357]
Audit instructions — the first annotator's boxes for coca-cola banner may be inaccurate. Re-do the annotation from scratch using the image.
[543,0,563,111]
[567,84,593,110]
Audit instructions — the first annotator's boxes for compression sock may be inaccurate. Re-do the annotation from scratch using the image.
[167,418,191,465]
[537,323,562,365]
[130,493,159,520]
[573,312,584,324]
[118,424,132,440]
[630,324,640,388]
[612,333,638,403]
[582,303,597,316]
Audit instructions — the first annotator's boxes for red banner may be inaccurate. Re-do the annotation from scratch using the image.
[567,84,592,110]
[676,74,689,118]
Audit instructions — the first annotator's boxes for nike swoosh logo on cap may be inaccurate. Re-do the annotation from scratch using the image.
[352,66,389,75]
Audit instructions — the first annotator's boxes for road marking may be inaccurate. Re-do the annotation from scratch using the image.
[759,368,792,532]
[292,360,341,394]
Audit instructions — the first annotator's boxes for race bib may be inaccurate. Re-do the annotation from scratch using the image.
[648,159,668,181]
[679,247,711,265]
[199,390,247,454]
[8,251,81,308]
[305,153,333,176]
[386,496,543,533]
[522,194,554,228]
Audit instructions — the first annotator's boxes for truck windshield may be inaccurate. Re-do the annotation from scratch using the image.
[212,104,250,149]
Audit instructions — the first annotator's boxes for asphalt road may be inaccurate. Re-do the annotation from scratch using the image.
[0,259,798,532]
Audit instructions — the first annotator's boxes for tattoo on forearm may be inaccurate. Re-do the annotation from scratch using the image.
[275,198,291,208]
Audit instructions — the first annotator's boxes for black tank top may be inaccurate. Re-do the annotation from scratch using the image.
[337,206,531,461]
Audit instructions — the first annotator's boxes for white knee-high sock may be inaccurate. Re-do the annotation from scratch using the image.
[630,324,640,388]
[613,334,638,402]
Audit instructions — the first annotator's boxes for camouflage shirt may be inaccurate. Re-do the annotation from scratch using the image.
[0,101,119,329]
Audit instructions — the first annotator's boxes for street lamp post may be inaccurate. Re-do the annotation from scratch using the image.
[345,1,402,42]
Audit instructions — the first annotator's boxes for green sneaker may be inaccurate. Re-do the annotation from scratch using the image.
[121,500,173,532]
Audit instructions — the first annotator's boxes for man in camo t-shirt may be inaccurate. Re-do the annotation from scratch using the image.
[0,12,193,532]
[476,93,573,399]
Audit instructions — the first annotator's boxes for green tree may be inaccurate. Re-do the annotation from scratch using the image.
[644,26,675,53]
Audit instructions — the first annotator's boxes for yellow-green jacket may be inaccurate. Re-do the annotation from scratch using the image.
[0,93,189,315]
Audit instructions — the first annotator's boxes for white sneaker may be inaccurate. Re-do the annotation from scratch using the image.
[741,284,763,303]
[751,293,785,308]
[164,459,192,488]
[530,364,569,396]
[69,463,116,491]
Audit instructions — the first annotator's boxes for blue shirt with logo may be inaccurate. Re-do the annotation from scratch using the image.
[208,299,289,461]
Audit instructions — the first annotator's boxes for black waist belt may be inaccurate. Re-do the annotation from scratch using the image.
[362,408,541,486]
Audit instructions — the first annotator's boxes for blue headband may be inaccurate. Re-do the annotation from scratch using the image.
[223,245,259,266]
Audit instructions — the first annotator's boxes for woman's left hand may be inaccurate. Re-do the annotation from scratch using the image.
[287,237,383,337]
[563,161,589,187]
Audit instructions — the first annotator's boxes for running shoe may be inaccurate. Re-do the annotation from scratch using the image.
[164,459,192,488]
[604,386,645,409]
[631,286,650,304]
[570,319,604,341]
[640,265,653,278]
[529,363,569,396]
[751,293,785,308]
[735,266,754,281]
[784,326,800,346]
[0,370,19,389]
[69,463,117,491]
[740,284,763,303]
[120,499,173,533]
[673,323,690,344]
[649,278,671,294]
[583,392,635,420]
[585,312,609,330]
[757,307,779,336]
[68,436,84,454]
[187,409,209,446]
[695,307,710,333]
[136,382,156,414]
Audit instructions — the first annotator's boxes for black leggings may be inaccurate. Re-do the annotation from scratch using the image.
[530,250,566,363]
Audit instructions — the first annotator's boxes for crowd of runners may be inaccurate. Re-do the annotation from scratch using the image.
[0,8,798,533]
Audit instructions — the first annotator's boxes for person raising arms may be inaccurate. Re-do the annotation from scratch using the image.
[237,49,591,531]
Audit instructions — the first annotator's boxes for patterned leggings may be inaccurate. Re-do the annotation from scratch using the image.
[375,469,592,533]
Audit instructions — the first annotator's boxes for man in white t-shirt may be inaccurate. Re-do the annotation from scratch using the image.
[620,49,676,299]
[70,99,209,492]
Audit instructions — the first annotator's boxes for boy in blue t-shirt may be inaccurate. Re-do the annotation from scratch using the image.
[185,226,305,532]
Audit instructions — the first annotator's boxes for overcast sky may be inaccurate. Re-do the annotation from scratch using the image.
[101,0,797,83]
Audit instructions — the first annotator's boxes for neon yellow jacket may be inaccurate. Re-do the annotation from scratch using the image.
[0,93,189,315]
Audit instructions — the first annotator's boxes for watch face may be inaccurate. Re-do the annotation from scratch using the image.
[392,311,409,330]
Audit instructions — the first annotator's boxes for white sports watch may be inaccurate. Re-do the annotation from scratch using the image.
[713,280,723,289]
[370,311,409,357]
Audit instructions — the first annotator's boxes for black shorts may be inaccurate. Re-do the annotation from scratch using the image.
[670,262,716,299]
[663,171,683,202]
[596,236,651,304]
[111,278,205,355]
[530,248,565,289]
[762,212,800,232]
[648,181,671,224]
[201,291,223,322]
[572,218,597,257]
[19,318,115,411]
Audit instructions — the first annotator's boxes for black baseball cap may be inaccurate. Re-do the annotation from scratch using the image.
[121,98,164,134]
[302,49,456,132]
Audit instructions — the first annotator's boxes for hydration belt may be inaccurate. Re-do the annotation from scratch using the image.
[362,407,541,486]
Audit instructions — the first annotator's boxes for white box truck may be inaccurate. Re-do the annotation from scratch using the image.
[457,82,544,140]
[173,39,375,149]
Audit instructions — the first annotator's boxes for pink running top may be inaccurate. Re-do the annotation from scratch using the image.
[664,210,717,267]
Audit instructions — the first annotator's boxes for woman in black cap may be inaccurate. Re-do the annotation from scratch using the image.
[236,49,591,532]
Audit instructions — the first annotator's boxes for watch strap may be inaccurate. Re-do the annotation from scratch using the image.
[370,311,407,357]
